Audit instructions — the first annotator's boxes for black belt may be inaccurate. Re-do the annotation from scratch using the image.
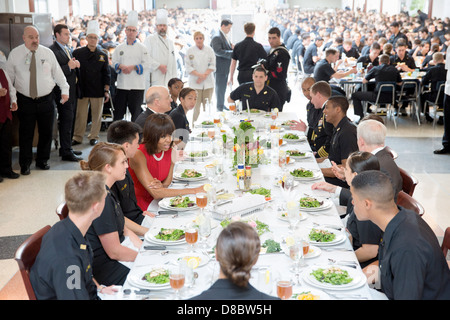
[17,92,52,102]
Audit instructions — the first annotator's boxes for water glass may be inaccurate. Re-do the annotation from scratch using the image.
[286,201,300,230]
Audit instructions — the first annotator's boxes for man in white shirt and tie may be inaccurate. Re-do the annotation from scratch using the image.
[6,25,69,175]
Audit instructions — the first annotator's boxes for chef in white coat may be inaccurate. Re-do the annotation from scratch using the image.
[112,10,150,122]
[144,9,177,90]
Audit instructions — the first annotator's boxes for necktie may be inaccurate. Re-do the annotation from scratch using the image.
[29,50,38,99]
[64,46,71,59]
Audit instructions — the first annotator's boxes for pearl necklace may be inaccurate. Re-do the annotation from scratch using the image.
[153,151,165,161]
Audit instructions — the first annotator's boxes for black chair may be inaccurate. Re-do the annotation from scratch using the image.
[396,79,421,125]
[372,82,398,128]
[423,81,445,128]
[14,225,52,300]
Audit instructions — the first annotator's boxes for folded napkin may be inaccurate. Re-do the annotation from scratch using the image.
[119,236,140,269]
[318,158,331,168]
[213,194,266,218]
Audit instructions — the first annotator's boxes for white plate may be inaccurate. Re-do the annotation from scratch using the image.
[144,228,187,245]
[127,266,171,290]
[288,151,313,160]
[290,169,323,181]
[159,196,198,212]
[291,286,331,300]
[183,152,213,162]
[283,135,307,143]
[276,211,307,222]
[307,227,346,246]
[299,198,333,212]
[282,245,321,259]
[173,169,207,182]
[302,265,365,291]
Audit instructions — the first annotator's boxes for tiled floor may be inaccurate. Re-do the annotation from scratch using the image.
[1,73,449,293]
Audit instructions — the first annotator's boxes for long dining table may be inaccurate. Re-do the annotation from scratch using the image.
[100,109,388,301]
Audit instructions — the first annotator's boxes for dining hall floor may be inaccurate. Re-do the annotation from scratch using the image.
[1,74,450,298]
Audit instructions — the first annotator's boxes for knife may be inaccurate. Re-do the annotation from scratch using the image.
[157,210,179,215]
[143,245,167,250]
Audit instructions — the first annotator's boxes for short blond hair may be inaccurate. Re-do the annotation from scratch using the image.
[193,31,204,39]
[65,171,106,214]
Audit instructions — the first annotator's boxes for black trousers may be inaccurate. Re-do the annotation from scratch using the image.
[17,93,55,167]
[56,89,77,157]
[268,80,289,111]
[237,70,253,85]
[113,89,144,122]
[352,91,392,118]
[443,94,450,147]
[0,118,13,173]
[214,72,228,111]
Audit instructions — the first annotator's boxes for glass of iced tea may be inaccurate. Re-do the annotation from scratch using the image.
[169,264,186,300]
[276,278,293,300]
[185,225,198,252]
[196,192,208,215]
[229,103,236,114]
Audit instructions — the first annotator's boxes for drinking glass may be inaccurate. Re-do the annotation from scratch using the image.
[276,275,294,300]
[270,109,278,120]
[196,192,208,215]
[185,225,198,252]
[198,212,211,250]
[286,201,300,230]
[257,268,273,295]
[169,264,186,300]
[278,150,286,168]
[205,164,216,185]
[215,161,224,183]
[299,239,310,268]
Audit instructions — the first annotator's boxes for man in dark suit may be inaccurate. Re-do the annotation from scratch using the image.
[49,24,82,162]
[356,119,403,198]
[210,19,233,112]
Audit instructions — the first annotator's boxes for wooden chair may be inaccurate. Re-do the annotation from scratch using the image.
[14,225,52,300]
[441,227,450,269]
[399,167,419,196]
[56,202,68,220]
[397,191,424,216]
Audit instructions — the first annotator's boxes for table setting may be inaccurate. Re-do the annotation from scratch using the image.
[99,109,387,301]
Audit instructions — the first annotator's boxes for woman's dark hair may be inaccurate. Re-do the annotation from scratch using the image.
[179,87,197,100]
[347,151,380,174]
[216,221,261,288]
[142,113,175,155]
[168,77,183,88]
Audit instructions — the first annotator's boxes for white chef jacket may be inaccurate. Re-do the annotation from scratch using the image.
[6,44,69,98]
[112,40,150,90]
[185,44,216,90]
[143,34,177,88]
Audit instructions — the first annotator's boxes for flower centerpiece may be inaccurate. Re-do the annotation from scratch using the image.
[230,121,264,168]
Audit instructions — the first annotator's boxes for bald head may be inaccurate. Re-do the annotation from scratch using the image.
[23,26,40,51]
[301,77,315,100]
[145,86,172,113]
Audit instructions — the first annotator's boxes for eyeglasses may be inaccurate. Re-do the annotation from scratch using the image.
[126,28,138,32]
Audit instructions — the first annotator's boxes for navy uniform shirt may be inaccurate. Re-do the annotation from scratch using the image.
[232,37,267,72]
[313,58,335,83]
[230,82,280,112]
[328,117,358,165]
[390,53,416,71]
[86,186,129,286]
[111,170,144,225]
[72,46,111,98]
[357,54,380,69]
[379,207,450,300]
[303,43,319,74]
[30,218,99,300]
[310,105,334,158]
